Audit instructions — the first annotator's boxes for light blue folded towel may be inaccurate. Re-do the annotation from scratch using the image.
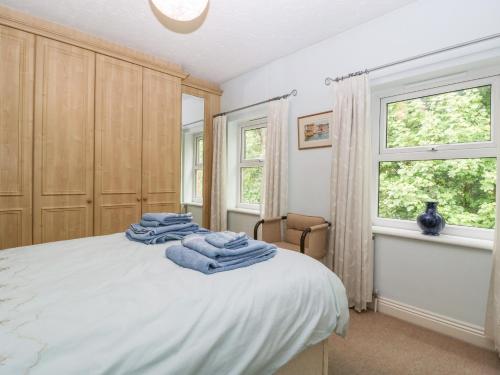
[126,230,190,244]
[165,245,276,274]
[141,212,192,227]
[130,222,200,235]
[205,231,249,249]
[126,225,209,245]
[140,218,193,227]
[182,235,273,258]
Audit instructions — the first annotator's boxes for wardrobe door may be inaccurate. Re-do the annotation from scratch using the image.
[0,26,34,250]
[33,37,95,244]
[95,55,142,235]
[142,69,181,214]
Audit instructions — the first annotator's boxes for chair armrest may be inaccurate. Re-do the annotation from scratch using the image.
[253,216,287,241]
[309,223,330,232]
[300,222,331,254]
[253,219,265,239]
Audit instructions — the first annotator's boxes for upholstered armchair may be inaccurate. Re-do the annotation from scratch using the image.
[254,213,330,260]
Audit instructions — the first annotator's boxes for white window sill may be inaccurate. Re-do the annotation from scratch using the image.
[372,226,493,251]
[182,202,203,207]
[227,207,260,216]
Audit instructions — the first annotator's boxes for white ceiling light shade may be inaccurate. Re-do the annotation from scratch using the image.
[151,0,209,22]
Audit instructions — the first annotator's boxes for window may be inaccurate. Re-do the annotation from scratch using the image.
[193,133,203,202]
[375,76,499,238]
[238,120,267,209]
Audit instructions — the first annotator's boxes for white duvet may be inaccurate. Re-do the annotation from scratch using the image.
[0,234,349,375]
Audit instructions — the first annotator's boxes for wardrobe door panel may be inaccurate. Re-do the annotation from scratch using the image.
[95,55,142,235]
[142,69,181,214]
[33,37,95,244]
[0,26,34,249]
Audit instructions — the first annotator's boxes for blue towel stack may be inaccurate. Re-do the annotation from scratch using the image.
[126,213,209,244]
[165,231,277,274]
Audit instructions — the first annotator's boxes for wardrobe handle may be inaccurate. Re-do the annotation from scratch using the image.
[143,197,148,201]
[86,199,92,204]
[136,197,141,202]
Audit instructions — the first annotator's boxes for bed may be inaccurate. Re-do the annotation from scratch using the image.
[0,233,349,374]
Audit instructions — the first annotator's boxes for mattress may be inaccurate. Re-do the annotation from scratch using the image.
[0,233,349,374]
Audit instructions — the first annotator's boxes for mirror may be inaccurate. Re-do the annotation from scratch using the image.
[181,93,205,224]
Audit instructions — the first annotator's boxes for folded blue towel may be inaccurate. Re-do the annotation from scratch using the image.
[140,218,193,227]
[141,213,192,227]
[130,222,200,235]
[205,231,249,249]
[182,235,273,258]
[165,245,276,274]
[126,225,209,245]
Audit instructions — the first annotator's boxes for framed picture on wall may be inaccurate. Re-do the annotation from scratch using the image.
[297,111,333,150]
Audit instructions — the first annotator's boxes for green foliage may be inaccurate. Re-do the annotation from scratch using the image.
[197,137,204,164]
[381,86,496,229]
[241,127,266,205]
[244,128,266,160]
[195,169,203,199]
[387,85,491,148]
[241,167,262,204]
[379,159,496,229]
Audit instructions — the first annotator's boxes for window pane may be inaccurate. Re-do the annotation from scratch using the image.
[240,167,263,205]
[378,158,496,229]
[195,169,203,200]
[386,85,491,148]
[244,127,266,160]
[197,137,204,165]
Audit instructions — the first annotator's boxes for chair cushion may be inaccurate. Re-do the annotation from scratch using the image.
[273,241,301,252]
[285,229,308,247]
[286,213,325,231]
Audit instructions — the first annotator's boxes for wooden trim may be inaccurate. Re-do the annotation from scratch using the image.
[182,75,223,96]
[377,296,495,350]
[0,4,187,79]
[182,86,220,228]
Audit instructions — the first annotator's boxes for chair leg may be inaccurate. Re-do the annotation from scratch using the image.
[300,228,311,254]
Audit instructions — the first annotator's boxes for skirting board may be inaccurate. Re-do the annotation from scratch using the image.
[376,296,494,351]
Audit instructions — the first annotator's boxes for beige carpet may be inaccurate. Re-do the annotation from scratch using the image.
[329,310,500,375]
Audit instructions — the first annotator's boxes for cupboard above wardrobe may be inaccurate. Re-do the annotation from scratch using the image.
[0,6,221,249]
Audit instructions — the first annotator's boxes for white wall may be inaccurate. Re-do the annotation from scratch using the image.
[182,94,204,125]
[221,0,500,328]
[185,203,203,225]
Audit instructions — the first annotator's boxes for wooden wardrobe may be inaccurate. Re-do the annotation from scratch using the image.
[0,25,34,249]
[0,6,221,249]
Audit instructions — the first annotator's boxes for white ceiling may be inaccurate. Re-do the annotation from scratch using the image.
[0,0,416,83]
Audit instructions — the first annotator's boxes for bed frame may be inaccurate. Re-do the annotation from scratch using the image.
[277,340,328,375]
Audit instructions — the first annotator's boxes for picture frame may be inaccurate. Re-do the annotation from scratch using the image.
[297,111,333,150]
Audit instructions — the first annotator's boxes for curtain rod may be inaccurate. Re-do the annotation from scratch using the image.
[182,119,204,127]
[213,89,297,118]
[324,31,500,85]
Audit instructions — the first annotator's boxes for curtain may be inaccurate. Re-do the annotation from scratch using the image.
[485,158,500,356]
[328,74,373,312]
[210,115,227,231]
[262,99,289,219]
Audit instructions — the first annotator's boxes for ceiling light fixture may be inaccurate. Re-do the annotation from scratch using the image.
[151,0,209,22]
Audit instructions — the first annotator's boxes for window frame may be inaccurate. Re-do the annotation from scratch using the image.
[373,74,500,240]
[237,118,267,211]
[192,132,203,203]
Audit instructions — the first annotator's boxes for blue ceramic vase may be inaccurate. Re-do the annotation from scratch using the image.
[417,201,445,236]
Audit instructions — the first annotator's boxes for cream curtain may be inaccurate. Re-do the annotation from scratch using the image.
[485,159,500,356]
[328,74,373,312]
[210,115,227,231]
[262,99,289,219]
